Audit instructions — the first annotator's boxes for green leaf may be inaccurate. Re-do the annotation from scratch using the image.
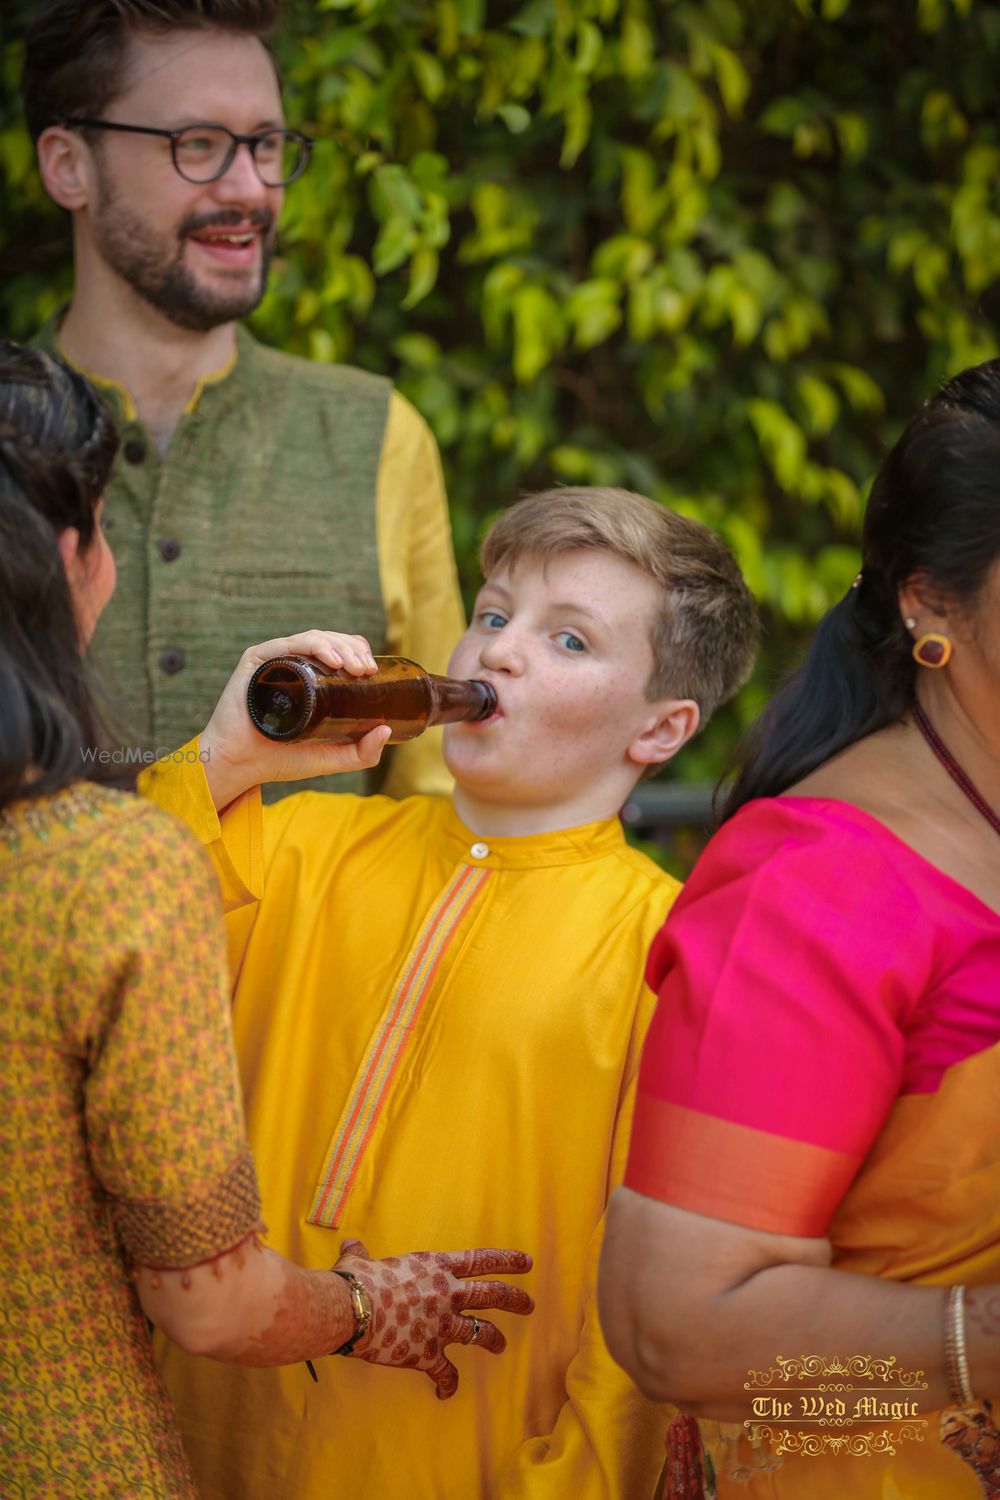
[574,19,604,75]
[548,444,598,479]
[707,41,750,117]
[401,247,441,308]
[412,50,447,103]
[620,13,655,78]
[392,333,443,369]
[560,93,593,168]
[833,111,869,161]
[372,217,414,275]
[759,96,811,137]
[746,397,808,491]
[796,374,840,435]
[369,165,422,224]
[565,277,622,349]
[457,0,485,33]
[511,284,565,382]
[509,0,555,37]
[497,103,532,133]
[827,364,886,414]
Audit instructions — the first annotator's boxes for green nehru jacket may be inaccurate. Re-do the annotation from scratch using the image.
[34,318,464,800]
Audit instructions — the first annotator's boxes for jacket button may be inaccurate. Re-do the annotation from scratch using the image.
[160,649,185,675]
[123,439,146,464]
[158,537,181,562]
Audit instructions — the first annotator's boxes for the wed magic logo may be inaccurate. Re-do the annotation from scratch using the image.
[743,1355,929,1458]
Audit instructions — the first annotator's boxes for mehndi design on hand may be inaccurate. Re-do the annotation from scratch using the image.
[335,1239,534,1400]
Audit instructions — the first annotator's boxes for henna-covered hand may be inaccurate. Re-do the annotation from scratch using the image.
[335,1239,534,1400]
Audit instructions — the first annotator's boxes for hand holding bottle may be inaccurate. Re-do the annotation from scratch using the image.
[334,1239,534,1400]
[200,630,391,811]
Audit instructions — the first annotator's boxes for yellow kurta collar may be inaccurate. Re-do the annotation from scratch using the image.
[438,802,628,870]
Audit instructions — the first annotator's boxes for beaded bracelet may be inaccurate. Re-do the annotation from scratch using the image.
[945,1284,977,1407]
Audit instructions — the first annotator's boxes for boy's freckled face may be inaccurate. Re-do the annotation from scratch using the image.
[443,549,662,813]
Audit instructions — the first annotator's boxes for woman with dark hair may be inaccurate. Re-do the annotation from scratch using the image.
[0,342,531,1499]
[598,359,1000,1499]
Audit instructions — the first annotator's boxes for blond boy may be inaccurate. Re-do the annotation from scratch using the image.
[144,486,758,1500]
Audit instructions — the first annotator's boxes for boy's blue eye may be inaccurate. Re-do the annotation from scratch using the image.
[479,611,507,629]
[556,632,586,653]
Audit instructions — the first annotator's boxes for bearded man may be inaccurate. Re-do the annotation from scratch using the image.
[23,0,464,800]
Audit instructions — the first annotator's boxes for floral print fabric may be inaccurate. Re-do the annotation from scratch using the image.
[0,782,261,1498]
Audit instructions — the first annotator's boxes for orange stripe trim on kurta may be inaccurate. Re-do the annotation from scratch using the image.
[307,864,493,1228]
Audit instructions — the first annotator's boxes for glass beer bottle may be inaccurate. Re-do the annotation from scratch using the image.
[246,655,498,744]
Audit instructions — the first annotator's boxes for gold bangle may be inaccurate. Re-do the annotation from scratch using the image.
[945,1284,977,1406]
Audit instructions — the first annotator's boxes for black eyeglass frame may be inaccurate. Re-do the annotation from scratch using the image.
[59,117,314,186]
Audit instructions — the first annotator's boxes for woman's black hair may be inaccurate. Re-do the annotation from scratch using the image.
[0,340,126,812]
[722,357,1000,821]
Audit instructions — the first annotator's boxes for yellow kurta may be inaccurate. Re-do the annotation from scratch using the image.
[143,755,678,1500]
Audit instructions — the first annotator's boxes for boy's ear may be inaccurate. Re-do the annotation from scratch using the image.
[626,699,700,769]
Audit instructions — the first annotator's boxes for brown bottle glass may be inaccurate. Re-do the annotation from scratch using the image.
[246,655,498,743]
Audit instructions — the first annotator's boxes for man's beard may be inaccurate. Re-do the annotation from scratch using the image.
[93,178,276,333]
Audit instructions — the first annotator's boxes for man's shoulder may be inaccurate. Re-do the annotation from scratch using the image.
[238,328,391,404]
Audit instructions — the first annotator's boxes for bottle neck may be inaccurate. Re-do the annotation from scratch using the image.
[427,675,497,725]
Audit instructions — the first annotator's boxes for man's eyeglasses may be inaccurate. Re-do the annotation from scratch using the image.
[60,118,314,187]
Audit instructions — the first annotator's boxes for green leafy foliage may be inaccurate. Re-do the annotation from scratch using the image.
[3,0,1000,824]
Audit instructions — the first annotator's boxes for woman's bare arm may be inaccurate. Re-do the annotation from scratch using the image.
[135,1236,533,1400]
[598,1188,1000,1419]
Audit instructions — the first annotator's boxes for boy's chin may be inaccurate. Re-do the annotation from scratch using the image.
[443,741,496,782]
[448,762,521,803]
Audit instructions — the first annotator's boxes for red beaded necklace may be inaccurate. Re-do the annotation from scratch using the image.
[912,701,1000,839]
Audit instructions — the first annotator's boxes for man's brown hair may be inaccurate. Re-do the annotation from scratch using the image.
[23,0,280,142]
[480,486,759,727]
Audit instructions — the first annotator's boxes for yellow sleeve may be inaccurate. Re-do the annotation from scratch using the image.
[138,742,287,978]
[498,988,673,1500]
[79,806,262,1267]
[137,742,367,980]
[375,389,466,800]
[138,743,263,912]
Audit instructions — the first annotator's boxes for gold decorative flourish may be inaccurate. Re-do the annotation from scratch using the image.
[744,1355,928,1390]
[749,1423,928,1457]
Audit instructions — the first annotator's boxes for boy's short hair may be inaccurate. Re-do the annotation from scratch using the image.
[23,0,280,142]
[480,486,759,726]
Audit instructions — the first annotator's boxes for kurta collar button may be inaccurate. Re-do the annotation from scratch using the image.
[123,439,146,464]
[470,841,490,859]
